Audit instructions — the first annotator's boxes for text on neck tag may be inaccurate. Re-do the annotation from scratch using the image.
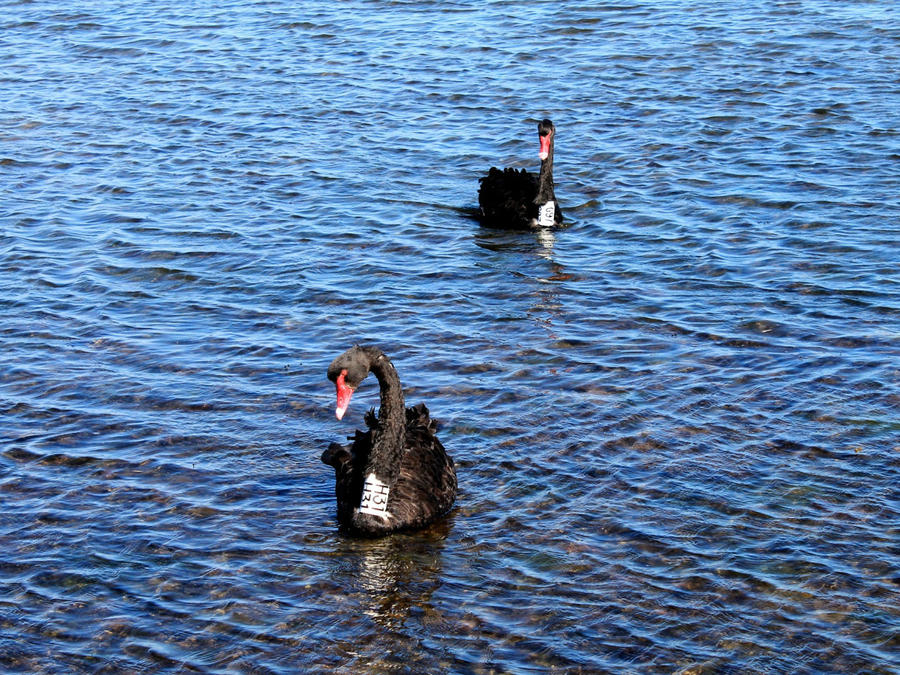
[359,473,390,517]
[538,201,555,227]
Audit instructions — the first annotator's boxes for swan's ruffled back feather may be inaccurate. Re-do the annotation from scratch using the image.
[477,167,539,228]
[323,402,456,535]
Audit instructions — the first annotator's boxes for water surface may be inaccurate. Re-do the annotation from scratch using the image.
[2,1,899,672]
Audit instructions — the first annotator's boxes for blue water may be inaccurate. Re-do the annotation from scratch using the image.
[2,1,899,672]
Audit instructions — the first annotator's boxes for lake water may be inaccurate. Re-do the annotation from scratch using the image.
[2,1,898,672]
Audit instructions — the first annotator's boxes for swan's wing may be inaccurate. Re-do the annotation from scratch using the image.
[478,168,539,227]
[389,404,457,527]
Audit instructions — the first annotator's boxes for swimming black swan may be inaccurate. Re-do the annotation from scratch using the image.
[321,345,457,536]
[478,118,564,229]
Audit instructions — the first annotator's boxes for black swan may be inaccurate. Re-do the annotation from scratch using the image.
[477,118,564,229]
[321,345,457,536]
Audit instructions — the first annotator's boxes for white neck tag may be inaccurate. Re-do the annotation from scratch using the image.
[538,201,555,227]
[359,473,391,518]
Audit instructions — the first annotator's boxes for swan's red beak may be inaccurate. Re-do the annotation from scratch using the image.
[335,370,354,420]
[539,132,551,160]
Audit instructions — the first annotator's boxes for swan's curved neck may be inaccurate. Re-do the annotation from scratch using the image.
[536,138,556,205]
[363,348,406,486]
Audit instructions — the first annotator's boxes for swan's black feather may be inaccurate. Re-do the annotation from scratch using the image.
[478,167,540,229]
[323,347,457,536]
[477,119,564,229]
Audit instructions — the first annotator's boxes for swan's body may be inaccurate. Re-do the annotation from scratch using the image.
[478,119,564,229]
[322,345,456,536]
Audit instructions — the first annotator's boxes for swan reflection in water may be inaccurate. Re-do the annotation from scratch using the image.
[536,226,555,255]
[472,226,576,340]
[329,525,452,631]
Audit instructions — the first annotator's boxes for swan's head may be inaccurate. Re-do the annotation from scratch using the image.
[538,118,555,160]
[327,346,373,420]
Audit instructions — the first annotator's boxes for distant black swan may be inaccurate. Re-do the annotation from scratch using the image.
[478,118,563,229]
[321,345,457,536]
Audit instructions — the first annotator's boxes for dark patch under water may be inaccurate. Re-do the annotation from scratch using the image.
[1,1,898,672]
